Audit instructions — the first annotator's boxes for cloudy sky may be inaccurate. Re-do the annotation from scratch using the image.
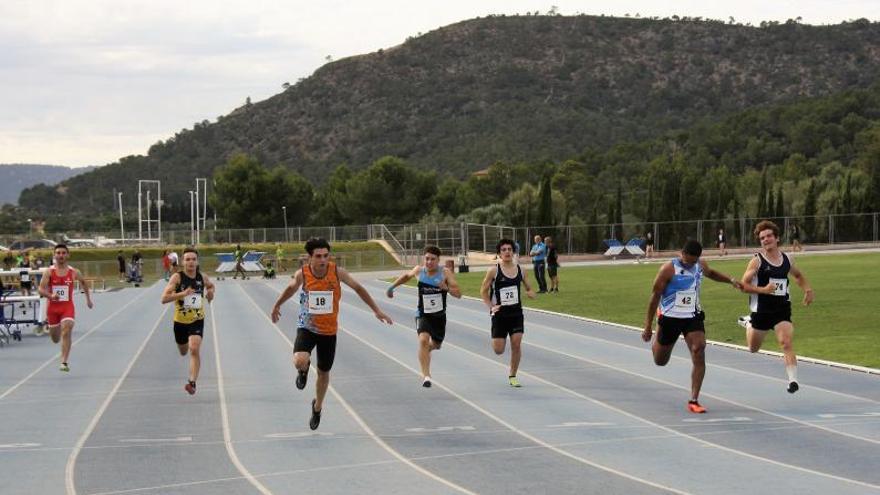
[1,0,876,167]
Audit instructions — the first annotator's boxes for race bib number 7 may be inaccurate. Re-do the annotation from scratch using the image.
[308,291,334,314]
[183,294,203,310]
[52,285,69,302]
[769,278,788,296]
[498,286,519,306]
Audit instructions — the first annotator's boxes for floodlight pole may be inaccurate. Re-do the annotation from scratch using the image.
[118,192,124,242]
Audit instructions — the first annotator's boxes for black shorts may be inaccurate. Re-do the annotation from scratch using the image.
[547,264,558,278]
[20,281,32,290]
[417,315,446,345]
[293,328,337,372]
[657,312,705,346]
[749,308,792,331]
[491,313,524,339]
[174,320,204,345]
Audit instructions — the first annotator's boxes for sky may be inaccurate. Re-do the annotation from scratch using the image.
[1,0,877,168]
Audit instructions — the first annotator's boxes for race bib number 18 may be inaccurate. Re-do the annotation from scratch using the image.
[52,285,69,302]
[308,291,334,314]
[498,286,519,306]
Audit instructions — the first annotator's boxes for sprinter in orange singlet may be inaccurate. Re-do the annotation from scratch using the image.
[271,238,393,430]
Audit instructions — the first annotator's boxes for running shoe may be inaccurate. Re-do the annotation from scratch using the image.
[296,369,308,390]
[185,380,196,395]
[422,376,432,388]
[687,400,707,414]
[309,399,322,430]
[508,376,522,388]
[59,363,70,372]
[737,315,750,329]
[787,381,799,394]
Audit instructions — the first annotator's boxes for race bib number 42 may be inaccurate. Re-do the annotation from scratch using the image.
[674,290,696,312]
[498,286,519,306]
[308,291,334,314]
[422,293,443,313]
[769,278,788,296]
[52,285,69,302]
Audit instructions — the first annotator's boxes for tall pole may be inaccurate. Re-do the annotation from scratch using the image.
[146,190,152,240]
[118,192,124,242]
[137,190,142,240]
[282,206,288,243]
[189,191,195,246]
[195,188,200,245]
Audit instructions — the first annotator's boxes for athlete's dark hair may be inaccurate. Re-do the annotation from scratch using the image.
[496,238,515,254]
[305,237,331,255]
[54,243,69,253]
[753,220,780,239]
[424,245,441,257]
[682,240,703,257]
[183,247,198,257]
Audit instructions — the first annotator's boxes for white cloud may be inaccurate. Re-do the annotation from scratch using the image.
[0,0,877,167]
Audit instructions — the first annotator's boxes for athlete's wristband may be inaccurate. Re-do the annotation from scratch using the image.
[386,286,395,296]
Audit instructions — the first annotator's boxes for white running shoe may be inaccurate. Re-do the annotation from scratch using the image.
[737,315,751,329]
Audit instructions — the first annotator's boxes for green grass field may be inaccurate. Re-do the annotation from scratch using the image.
[449,252,880,369]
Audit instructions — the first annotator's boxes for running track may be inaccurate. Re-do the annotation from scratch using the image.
[1,276,878,495]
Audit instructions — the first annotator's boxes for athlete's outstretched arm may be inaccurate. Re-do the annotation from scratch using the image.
[37,267,53,300]
[74,268,94,309]
[442,268,462,299]
[480,266,499,313]
[338,267,393,325]
[271,270,303,323]
[789,262,814,305]
[699,260,741,289]
[161,273,192,304]
[520,266,537,299]
[643,262,673,342]
[203,274,216,303]
[386,265,420,298]
[738,256,775,294]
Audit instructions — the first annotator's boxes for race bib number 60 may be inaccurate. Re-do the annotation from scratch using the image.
[52,285,69,302]
[499,286,519,306]
[308,291,334,314]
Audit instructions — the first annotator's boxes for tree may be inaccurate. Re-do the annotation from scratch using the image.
[344,156,437,223]
[756,167,768,217]
[803,179,817,240]
[536,173,553,226]
[312,164,353,225]
[775,185,785,218]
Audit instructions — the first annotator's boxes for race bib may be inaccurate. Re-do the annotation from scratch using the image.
[183,293,203,310]
[498,286,519,306]
[673,290,696,312]
[769,278,788,296]
[52,285,69,302]
[20,273,30,282]
[422,293,443,313]
[308,291,334,314]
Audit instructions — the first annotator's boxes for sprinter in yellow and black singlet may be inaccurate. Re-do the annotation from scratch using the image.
[271,238,393,430]
[162,247,215,396]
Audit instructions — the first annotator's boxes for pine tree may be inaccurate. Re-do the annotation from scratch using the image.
[536,173,553,227]
[757,167,768,217]
[775,185,785,218]
[766,187,775,219]
[803,179,817,240]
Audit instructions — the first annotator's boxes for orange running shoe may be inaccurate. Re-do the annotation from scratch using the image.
[687,400,706,414]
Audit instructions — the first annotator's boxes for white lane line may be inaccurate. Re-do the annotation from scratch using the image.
[818,412,880,419]
[65,305,169,495]
[379,288,880,446]
[240,284,478,495]
[547,422,614,428]
[373,280,880,403]
[0,442,41,448]
[405,426,476,433]
[210,301,274,495]
[368,294,880,491]
[264,432,333,439]
[681,417,753,423]
[1,287,155,401]
[118,437,192,443]
[331,300,689,495]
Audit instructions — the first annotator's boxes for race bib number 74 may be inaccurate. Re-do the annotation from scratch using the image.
[769,278,788,296]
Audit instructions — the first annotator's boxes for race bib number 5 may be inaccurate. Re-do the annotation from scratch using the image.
[422,293,443,313]
[674,290,696,312]
[52,285,69,302]
[308,291,334,314]
[498,286,519,306]
[769,278,788,296]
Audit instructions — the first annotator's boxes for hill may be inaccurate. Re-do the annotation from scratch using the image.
[20,15,880,216]
[0,164,94,206]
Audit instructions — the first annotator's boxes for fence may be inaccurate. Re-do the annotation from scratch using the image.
[2,213,878,257]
